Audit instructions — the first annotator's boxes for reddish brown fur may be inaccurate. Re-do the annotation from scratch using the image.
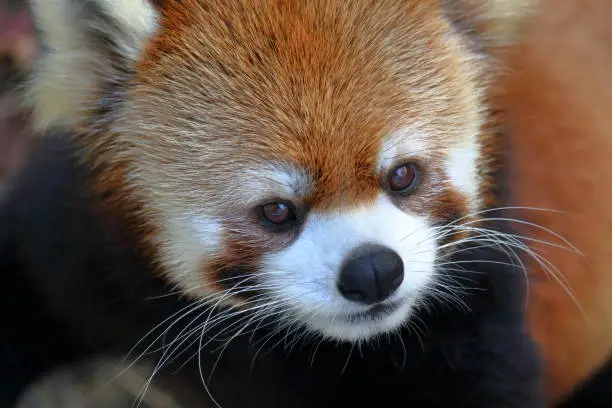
[431,184,470,223]
[203,216,301,292]
[205,233,265,295]
[503,0,612,402]
[125,0,484,211]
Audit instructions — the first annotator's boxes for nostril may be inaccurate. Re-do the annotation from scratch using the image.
[337,244,404,305]
[391,274,403,291]
[337,285,368,303]
[371,249,404,296]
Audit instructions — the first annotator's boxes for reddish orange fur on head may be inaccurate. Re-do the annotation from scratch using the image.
[127,0,484,213]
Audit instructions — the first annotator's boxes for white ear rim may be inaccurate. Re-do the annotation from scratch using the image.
[26,0,159,131]
[484,0,540,45]
[91,0,159,59]
[444,0,540,48]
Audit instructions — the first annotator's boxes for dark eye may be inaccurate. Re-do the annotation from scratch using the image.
[260,200,297,227]
[388,163,419,194]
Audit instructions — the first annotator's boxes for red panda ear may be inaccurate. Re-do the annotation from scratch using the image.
[148,0,166,8]
[26,0,160,132]
[442,0,539,50]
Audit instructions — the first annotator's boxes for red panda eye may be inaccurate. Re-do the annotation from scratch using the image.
[261,201,296,226]
[388,163,418,193]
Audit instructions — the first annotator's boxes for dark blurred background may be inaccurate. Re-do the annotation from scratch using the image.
[0,1,184,407]
[0,0,32,187]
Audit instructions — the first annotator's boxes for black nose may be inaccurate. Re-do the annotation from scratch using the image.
[337,244,404,305]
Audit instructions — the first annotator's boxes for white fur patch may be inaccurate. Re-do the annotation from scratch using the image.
[95,0,159,59]
[244,164,312,205]
[447,140,480,208]
[159,212,223,297]
[262,195,437,342]
[378,124,431,171]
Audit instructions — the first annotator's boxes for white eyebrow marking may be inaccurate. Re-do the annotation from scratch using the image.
[244,163,312,204]
[378,123,432,171]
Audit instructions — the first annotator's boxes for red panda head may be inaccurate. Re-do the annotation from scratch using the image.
[27,0,535,342]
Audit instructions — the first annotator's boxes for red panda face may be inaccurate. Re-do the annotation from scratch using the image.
[28,0,521,342]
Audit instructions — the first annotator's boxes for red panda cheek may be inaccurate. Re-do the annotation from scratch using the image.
[203,236,265,300]
[199,219,298,301]
[429,186,472,247]
[430,186,470,225]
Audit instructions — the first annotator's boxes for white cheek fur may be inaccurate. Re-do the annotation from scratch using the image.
[446,141,480,210]
[262,195,437,343]
[156,212,223,297]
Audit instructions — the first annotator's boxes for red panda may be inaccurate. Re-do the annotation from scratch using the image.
[501,0,612,405]
[0,1,553,407]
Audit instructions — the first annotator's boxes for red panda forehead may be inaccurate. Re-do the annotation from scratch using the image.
[278,121,386,210]
[132,0,479,210]
[138,0,467,112]
[150,0,446,33]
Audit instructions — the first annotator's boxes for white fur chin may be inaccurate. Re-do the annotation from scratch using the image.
[306,299,417,343]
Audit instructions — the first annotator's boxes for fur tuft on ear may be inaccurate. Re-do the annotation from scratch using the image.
[26,0,159,131]
[444,0,539,50]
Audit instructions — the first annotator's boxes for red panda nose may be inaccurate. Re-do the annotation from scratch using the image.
[337,244,404,305]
